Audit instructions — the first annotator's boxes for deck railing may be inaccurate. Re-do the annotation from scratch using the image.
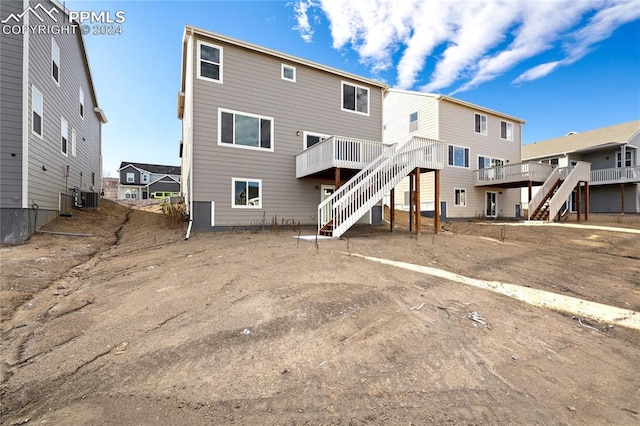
[547,162,591,221]
[319,136,445,237]
[590,165,640,185]
[474,162,554,186]
[296,136,391,178]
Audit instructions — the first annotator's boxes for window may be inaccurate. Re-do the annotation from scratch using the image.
[500,120,513,141]
[79,87,85,118]
[448,145,469,168]
[31,86,43,137]
[141,173,150,183]
[409,111,419,133]
[71,129,76,157]
[342,82,369,115]
[197,40,222,83]
[60,117,68,155]
[474,113,487,135]
[232,178,261,208]
[478,156,504,169]
[617,151,632,168]
[303,132,329,149]
[454,189,466,206]
[219,109,273,151]
[124,188,138,199]
[282,64,296,82]
[51,38,60,84]
[126,172,134,183]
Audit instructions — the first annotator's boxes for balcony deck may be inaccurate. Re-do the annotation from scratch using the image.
[474,162,555,188]
[296,136,391,178]
[590,165,639,185]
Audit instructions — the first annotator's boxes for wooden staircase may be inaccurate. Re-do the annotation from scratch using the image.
[529,179,561,220]
[318,136,445,237]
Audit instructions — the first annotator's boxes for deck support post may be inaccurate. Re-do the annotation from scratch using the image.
[390,188,395,233]
[576,183,581,222]
[434,169,440,234]
[528,180,533,205]
[415,168,421,235]
[621,183,625,213]
[408,171,413,233]
[585,182,590,221]
[334,167,341,190]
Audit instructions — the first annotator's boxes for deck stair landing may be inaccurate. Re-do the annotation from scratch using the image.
[318,136,445,237]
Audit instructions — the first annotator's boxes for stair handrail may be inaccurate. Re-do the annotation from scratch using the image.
[322,136,444,236]
[528,167,560,220]
[318,139,406,231]
[547,161,591,221]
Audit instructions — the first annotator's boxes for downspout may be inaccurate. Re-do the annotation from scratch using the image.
[185,153,194,240]
[184,28,194,240]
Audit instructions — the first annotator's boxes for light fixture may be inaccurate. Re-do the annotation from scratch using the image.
[296,131,301,136]
[42,165,47,171]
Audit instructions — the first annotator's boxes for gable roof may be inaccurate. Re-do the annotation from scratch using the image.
[118,162,181,175]
[179,26,389,97]
[522,120,640,160]
[386,89,525,124]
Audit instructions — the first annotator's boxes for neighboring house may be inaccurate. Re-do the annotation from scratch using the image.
[117,162,181,200]
[178,26,445,237]
[522,120,640,214]
[0,0,107,244]
[384,90,525,219]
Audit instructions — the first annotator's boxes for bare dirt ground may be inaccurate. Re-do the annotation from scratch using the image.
[1,200,639,425]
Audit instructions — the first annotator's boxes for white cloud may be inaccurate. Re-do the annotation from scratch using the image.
[292,0,316,43]
[291,0,638,93]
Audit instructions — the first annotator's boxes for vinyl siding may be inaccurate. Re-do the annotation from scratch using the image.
[189,34,384,227]
[0,0,24,208]
[383,91,522,218]
[438,100,521,218]
[26,0,102,211]
[149,179,180,193]
[119,165,141,185]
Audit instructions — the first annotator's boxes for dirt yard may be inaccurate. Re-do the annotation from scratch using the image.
[1,200,639,425]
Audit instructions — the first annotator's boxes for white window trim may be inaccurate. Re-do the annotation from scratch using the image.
[210,201,215,227]
[60,116,68,156]
[31,85,44,139]
[500,120,513,141]
[281,64,296,82]
[231,177,262,209]
[616,151,632,168]
[51,38,60,86]
[474,113,487,135]
[454,188,467,207]
[217,108,274,152]
[197,40,223,84]
[126,172,135,183]
[71,128,76,157]
[341,81,370,116]
[79,87,85,119]
[447,144,470,169]
[303,131,330,150]
[477,155,505,168]
[409,111,419,132]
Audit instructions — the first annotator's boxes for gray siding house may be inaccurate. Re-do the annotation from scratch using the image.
[522,120,640,214]
[178,26,395,234]
[0,0,106,244]
[384,90,525,219]
[117,162,181,199]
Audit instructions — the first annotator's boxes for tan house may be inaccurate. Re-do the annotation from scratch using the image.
[522,120,640,214]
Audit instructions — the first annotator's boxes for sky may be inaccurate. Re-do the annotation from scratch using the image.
[67,0,640,177]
